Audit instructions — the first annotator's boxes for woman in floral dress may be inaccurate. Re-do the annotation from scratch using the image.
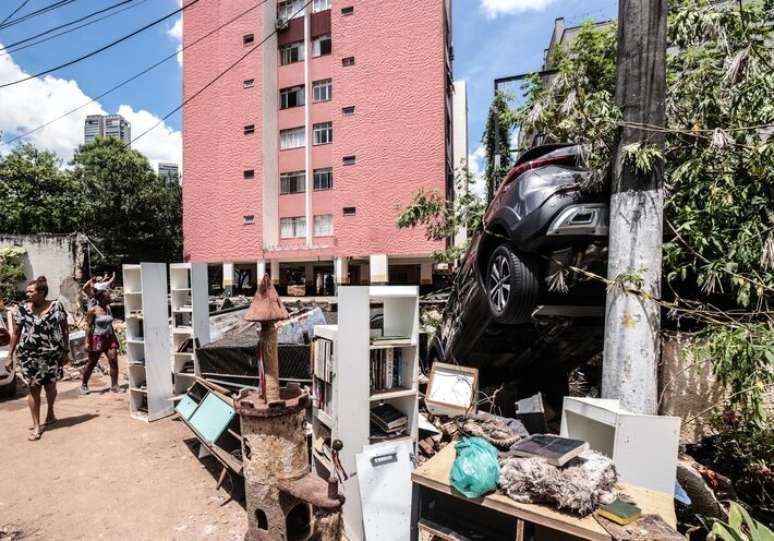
[5,277,69,441]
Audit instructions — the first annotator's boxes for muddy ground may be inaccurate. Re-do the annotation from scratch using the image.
[0,358,245,541]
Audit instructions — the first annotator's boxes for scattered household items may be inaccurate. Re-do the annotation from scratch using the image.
[412,443,678,541]
[356,439,415,541]
[425,362,478,418]
[560,397,681,495]
[514,392,548,435]
[459,411,527,450]
[123,263,173,422]
[595,499,642,526]
[312,286,420,541]
[499,450,617,516]
[450,437,500,498]
[506,434,589,467]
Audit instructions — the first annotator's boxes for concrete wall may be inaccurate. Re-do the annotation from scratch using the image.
[0,234,89,311]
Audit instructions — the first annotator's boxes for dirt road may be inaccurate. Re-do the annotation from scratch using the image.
[0,370,245,541]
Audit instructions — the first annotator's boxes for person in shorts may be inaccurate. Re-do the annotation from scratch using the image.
[81,289,121,395]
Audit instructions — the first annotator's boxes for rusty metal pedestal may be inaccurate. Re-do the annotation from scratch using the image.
[237,385,343,541]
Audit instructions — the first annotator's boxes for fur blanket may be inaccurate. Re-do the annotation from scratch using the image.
[498,451,618,515]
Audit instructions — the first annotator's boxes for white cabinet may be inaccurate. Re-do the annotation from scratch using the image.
[123,263,173,422]
[312,286,420,541]
[169,263,210,395]
[560,397,681,495]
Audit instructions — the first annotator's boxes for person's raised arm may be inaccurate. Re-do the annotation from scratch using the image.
[82,277,96,298]
[106,271,116,289]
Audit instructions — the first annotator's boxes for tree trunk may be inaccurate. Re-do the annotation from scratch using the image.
[602,0,667,414]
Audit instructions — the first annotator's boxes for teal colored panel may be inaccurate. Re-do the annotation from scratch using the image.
[176,395,199,420]
[189,393,235,444]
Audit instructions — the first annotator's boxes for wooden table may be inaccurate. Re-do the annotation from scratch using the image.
[411,444,677,541]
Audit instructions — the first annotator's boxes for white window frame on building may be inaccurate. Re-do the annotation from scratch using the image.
[313,0,331,13]
[278,0,306,22]
[312,34,332,58]
[313,122,333,145]
[280,216,306,239]
[243,169,255,180]
[280,85,305,109]
[313,214,334,237]
[312,79,332,103]
[313,168,333,191]
[280,41,305,65]
[280,127,306,150]
[280,170,306,194]
[243,215,255,225]
[342,106,355,116]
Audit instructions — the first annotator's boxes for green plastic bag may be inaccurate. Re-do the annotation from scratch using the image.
[450,437,500,498]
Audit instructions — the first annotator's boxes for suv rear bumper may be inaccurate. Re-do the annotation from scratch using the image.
[546,203,608,238]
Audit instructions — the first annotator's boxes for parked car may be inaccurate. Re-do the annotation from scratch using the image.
[429,144,610,403]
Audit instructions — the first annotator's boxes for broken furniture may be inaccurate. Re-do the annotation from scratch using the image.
[312,286,420,541]
[560,397,681,495]
[175,378,243,480]
[170,262,211,395]
[123,263,173,421]
[411,444,677,541]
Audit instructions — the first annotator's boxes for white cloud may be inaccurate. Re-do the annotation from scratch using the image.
[0,43,182,173]
[117,104,182,171]
[468,144,488,199]
[167,16,183,65]
[480,0,555,18]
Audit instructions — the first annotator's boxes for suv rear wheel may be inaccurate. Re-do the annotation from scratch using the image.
[486,244,539,324]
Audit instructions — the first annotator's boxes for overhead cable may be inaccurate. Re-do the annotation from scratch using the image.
[0,0,76,31]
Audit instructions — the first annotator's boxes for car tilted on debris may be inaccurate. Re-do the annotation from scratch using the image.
[429,144,610,411]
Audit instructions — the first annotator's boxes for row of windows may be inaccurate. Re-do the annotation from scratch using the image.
[241,214,334,237]
[279,34,331,66]
[278,0,331,21]
[280,122,332,149]
[279,79,331,110]
[280,168,333,194]
[280,215,333,238]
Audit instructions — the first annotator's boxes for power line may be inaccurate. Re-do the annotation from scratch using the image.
[1,0,32,26]
[3,0,270,147]
[0,0,76,31]
[1,0,138,55]
[1,0,150,58]
[131,0,313,147]
[0,0,199,88]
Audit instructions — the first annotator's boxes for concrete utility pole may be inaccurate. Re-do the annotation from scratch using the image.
[602,0,667,414]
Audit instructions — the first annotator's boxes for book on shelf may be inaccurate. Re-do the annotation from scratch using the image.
[369,421,407,442]
[313,338,334,383]
[369,347,404,392]
[370,403,408,433]
[507,434,589,466]
[371,335,410,346]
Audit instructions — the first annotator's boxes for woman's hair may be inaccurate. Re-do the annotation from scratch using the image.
[27,276,48,297]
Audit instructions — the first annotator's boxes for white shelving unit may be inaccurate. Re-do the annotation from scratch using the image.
[123,263,173,422]
[312,286,420,541]
[169,263,210,395]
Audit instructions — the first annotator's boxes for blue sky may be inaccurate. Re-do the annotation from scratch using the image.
[0,0,618,171]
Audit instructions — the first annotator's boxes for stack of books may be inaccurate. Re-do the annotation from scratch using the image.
[370,347,403,391]
[370,403,408,435]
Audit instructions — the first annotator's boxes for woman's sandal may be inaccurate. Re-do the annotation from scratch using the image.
[28,431,42,441]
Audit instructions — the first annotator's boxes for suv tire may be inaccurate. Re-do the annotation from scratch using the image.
[486,244,539,324]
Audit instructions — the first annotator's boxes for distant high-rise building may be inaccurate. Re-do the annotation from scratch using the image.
[158,162,180,182]
[84,114,131,146]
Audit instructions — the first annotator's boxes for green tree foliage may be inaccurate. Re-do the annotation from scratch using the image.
[397,165,485,263]
[0,144,82,234]
[0,246,27,301]
[70,137,182,266]
[483,91,517,202]
[0,138,182,266]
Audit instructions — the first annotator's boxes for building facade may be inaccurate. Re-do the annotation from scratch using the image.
[84,114,132,145]
[158,162,180,183]
[183,0,457,293]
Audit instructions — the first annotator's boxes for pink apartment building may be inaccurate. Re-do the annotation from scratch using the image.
[183,0,464,293]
